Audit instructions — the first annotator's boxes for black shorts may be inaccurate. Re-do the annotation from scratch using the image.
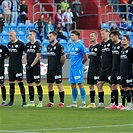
[26,65,41,84]
[120,73,133,88]
[99,67,111,83]
[47,70,62,84]
[111,71,121,84]
[0,74,4,84]
[9,67,23,82]
[87,67,101,85]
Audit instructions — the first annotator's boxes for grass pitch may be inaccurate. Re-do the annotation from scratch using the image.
[0,81,133,133]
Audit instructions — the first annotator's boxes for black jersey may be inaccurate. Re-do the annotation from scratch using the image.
[0,45,9,72]
[47,42,65,71]
[89,44,101,67]
[25,41,41,66]
[112,41,121,72]
[8,40,25,68]
[101,39,112,68]
[120,46,133,75]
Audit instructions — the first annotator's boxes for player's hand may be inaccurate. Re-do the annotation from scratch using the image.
[26,64,33,72]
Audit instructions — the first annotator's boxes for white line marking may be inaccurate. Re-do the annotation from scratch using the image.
[0,123,133,132]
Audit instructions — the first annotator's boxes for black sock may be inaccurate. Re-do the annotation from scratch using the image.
[28,86,34,101]
[49,91,54,103]
[1,86,6,101]
[90,91,95,103]
[113,90,118,106]
[131,90,133,103]
[59,91,64,103]
[10,83,15,102]
[37,85,43,101]
[125,90,131,103]
[110,91,114,104]
[121,90,125,106]
[18,82,26,103]
[98,91,104,103]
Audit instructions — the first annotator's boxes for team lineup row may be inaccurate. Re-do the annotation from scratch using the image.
[0,29,133,110]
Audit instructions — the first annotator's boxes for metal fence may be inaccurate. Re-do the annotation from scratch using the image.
[101,4,133,25]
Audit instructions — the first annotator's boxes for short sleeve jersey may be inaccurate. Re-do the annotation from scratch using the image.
[101,39,112,68]
[112,41,122,72]
[0,45,9,73]
[47,42,65,71]
[25,41,41,66]
[89,44,101,68]
[120,46,133,75]
[8,40,25,68]
[69,40,86,69]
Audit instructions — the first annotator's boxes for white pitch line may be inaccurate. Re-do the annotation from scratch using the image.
[0,123,133,132]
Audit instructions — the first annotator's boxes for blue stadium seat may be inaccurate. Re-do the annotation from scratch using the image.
[25,39,30,45]
[101,23,109,29]
[1,31,9,41]
[127,22,132,29]
[18,23,27,33]
[1,39,8,47]
[10,23,17,32]
[63,31,68,39]
[59,39,68,53]
[3,23,10,32]
[126,31,132,36]
[26,23,35,31]
[17,31,26,41]
[41,46,47,53]
[42,39,50,47]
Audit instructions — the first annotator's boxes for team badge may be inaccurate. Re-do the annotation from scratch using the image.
[33,45,36,48]
[94,48,97,51]
[54,46,56,49]
[30,46,32,48]
[126,50,128,53]
[75,48,78,51]
[0,49,2,52]
[15,45,18,48]
[117,46,120,49]
[107,43,110,47]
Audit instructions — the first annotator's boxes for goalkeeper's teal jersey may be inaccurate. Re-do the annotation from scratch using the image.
[69,40,86,69]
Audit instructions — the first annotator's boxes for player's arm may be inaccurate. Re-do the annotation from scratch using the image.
[31,53,40,67]
[60,54,66,66]
[59,44,66,66]
[24,53,27,65]
[82,53,88,64]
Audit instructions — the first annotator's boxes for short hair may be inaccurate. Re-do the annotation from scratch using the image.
[67,7,71,10]
[9,30,16,35]
[71,30,80,36]
[49,31,58,36]
[110,30,120,36]
[90,32,98,38]
[29,30,36,34]
[123,34,130,42]
[100,28,110,33]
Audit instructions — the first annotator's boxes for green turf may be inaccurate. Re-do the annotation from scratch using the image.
[3,79,109,86]
[0,95,133,133]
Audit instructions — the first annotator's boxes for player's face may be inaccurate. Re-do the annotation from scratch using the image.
[121,37,129,47]
[29,32,35,42]
[110,34,117,43]
[9,32,16,42]
[71,34,78,42]
[48,34,56,43]
[101,31,109,41]
[90,33,96,42]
